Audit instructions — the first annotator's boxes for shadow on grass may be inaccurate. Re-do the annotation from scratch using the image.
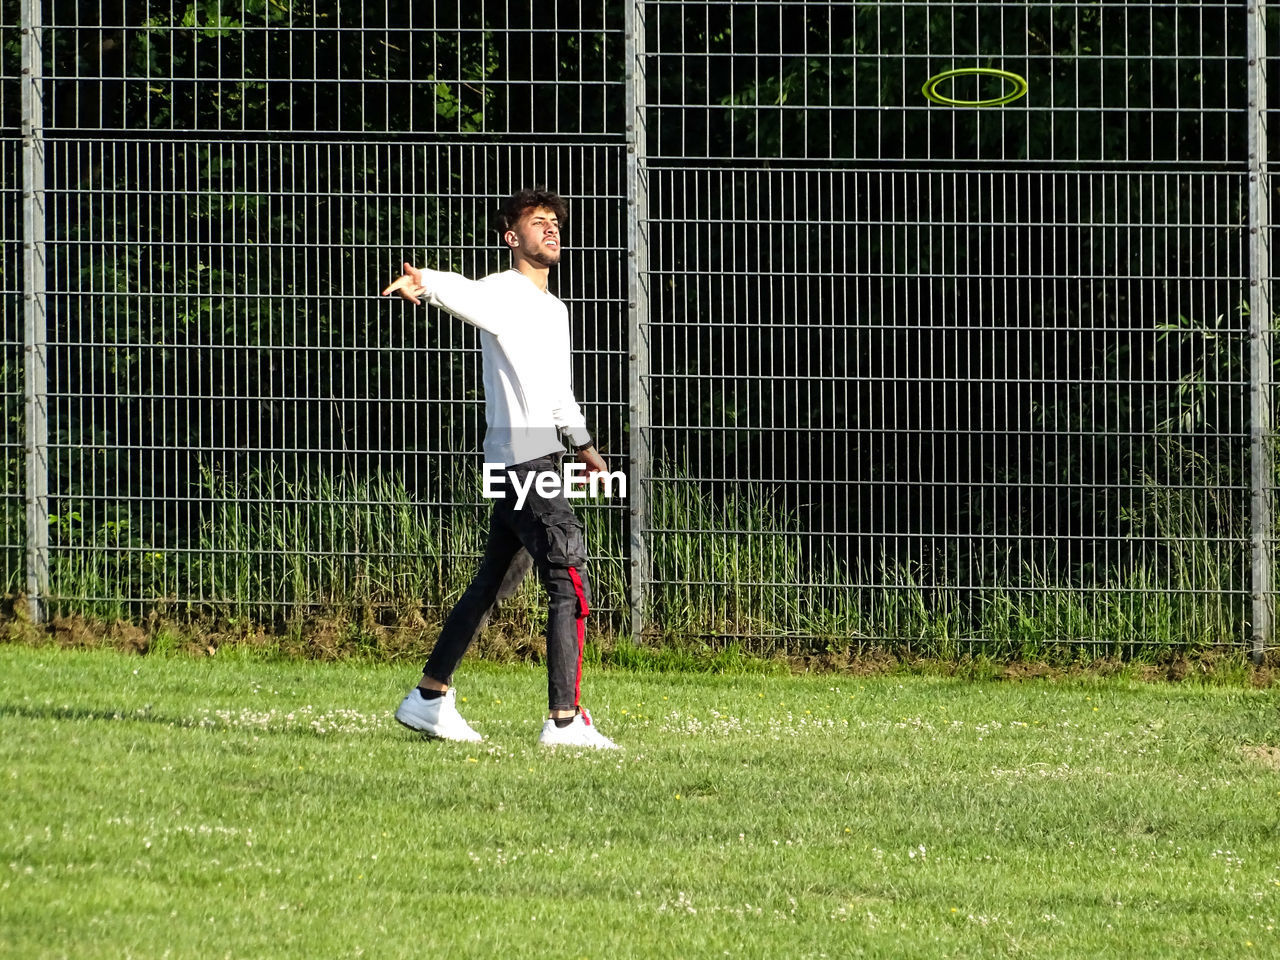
[0,700,402,738]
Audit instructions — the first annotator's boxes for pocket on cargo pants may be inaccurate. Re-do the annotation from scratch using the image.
[538,514,588,568]
[530,510,590,615]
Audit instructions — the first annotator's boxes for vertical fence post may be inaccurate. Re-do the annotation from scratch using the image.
[625,0,651,644]
[20,0,48,623]
[1248,1,1272,664]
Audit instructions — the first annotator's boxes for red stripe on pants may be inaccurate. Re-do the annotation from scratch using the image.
[567,566,589,708]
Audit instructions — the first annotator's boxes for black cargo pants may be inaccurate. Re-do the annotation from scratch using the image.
[423,453,591,712]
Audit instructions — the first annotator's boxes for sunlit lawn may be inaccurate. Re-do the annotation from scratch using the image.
[2,643,1279,958]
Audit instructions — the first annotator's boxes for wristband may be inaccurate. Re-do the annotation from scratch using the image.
[573,440,595,453]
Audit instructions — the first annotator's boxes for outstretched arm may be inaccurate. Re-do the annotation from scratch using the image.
[381,262,511,335]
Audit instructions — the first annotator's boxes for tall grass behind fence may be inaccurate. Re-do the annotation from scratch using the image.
[1,351,20,598]
[47,464,629,637]
[193,468,463,623]
[39,452,1244,658]
[643,453,1246,657]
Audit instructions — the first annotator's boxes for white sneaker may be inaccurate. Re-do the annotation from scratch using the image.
[538,708,619,750]
[394,687,483,742]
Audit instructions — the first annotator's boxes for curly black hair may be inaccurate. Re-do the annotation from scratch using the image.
[494,187,569,237]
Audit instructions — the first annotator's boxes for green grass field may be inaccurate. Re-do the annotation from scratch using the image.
[2,643,1279,959]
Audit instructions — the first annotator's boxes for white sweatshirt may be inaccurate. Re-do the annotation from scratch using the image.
[418,267,592,467]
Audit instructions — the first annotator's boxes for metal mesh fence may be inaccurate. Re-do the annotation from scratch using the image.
[2,5,25,598]
[636,1,1269,653]
[645,1,1244,163]
[11,1,629,627]
[1,1,1276,657]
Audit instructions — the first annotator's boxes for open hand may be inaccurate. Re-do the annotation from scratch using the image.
[381,262,426,305]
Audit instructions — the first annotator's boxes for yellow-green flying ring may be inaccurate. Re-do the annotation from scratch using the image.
[922,68,1028,107]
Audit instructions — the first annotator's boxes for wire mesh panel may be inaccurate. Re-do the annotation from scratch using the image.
[34,1,628,629]
[0,4,22,596]
[638,1,1262,654]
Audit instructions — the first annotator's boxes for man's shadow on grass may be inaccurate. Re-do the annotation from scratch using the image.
[0,701,376,738]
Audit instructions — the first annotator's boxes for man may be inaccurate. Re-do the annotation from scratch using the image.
[381,187,617,750]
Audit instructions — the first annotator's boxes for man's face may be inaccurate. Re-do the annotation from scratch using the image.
[507,205,562,267]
